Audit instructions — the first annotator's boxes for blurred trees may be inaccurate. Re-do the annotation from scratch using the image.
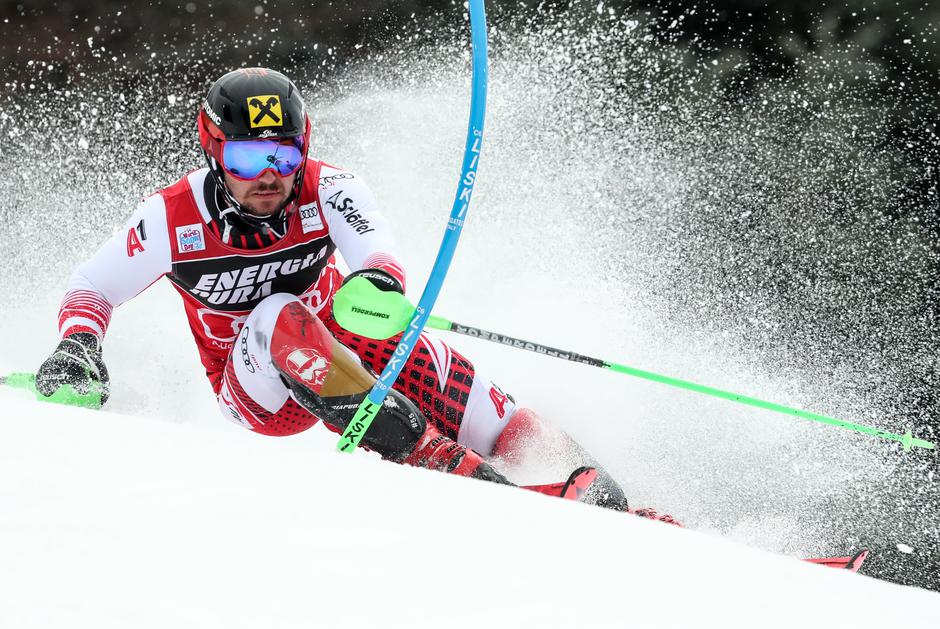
[4,2,938,92]
[633,0,940,212]
[2,0,937,196]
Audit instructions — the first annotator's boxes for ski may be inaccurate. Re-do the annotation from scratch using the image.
[803,550,870,573]
[521,466,597,501]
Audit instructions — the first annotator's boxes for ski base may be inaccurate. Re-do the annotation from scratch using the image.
[521,466,597,501]
[803,550,869,573]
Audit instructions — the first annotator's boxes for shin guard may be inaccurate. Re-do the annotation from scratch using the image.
[270,299,510,484]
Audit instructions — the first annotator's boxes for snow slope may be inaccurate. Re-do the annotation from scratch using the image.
[1,388,938,629]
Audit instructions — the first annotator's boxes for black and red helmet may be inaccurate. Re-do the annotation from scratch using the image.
[197,68,312,215]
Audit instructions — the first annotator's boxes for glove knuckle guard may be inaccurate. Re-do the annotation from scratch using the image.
[35,332,111,403]
[343,268,404,295]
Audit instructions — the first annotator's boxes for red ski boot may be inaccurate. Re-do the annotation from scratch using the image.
[404,424,512,484]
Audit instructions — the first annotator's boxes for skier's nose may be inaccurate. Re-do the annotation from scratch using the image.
[256,169,278,185]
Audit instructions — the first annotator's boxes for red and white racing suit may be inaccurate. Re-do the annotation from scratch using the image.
[57,159,517,454]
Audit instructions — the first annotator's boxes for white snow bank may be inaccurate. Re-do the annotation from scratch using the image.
[1,389,938,629]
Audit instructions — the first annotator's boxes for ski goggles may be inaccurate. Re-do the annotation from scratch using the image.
[220,136,305,180]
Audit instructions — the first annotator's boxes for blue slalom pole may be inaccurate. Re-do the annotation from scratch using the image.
[336,0,489,452]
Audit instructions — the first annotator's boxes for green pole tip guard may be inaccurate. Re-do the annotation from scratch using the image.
[332,276,414,340]
[901,430,935,452]
[3,372,103,410]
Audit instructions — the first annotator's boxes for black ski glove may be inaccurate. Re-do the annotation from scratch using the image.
[342,268,404,295]
[35,332,110,405]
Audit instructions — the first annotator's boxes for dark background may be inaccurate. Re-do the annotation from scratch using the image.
[3,0,938,226]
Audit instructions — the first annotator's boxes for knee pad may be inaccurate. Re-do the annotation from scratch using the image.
[264,294,428,459]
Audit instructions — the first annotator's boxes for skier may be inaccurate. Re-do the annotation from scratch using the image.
[35,67,675,521]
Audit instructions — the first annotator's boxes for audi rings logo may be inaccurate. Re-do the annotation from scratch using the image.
[240,327,255,373]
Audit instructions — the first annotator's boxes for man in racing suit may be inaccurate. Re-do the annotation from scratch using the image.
[36,68,673,519]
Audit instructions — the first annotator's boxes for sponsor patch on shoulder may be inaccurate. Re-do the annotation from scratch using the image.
[299,201,325,233]
[176,223,206,253]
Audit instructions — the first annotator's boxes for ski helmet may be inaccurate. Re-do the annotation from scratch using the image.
[197,67,312,218]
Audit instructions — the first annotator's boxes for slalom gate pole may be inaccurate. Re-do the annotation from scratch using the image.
[335,0,489,453]
[330,285,935,452]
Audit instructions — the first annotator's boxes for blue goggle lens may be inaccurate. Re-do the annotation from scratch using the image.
[221,137,304,180]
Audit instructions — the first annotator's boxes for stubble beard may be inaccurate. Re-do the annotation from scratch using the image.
[238,181,292,217]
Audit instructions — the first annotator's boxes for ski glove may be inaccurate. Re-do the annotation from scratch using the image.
[35,332,111,405]
[342,268,404,296]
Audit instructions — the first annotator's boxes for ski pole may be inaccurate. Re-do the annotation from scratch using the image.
[0,372,103,409]
[432,320,935,451]
[332,286,936,452]
[334,0,489,453]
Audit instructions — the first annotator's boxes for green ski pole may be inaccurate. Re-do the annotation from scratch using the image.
[331,282,935,452]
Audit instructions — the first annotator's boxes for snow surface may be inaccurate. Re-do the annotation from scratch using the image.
[1,387,938,629]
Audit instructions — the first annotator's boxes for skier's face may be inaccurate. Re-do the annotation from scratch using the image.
[223,169,296,217]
